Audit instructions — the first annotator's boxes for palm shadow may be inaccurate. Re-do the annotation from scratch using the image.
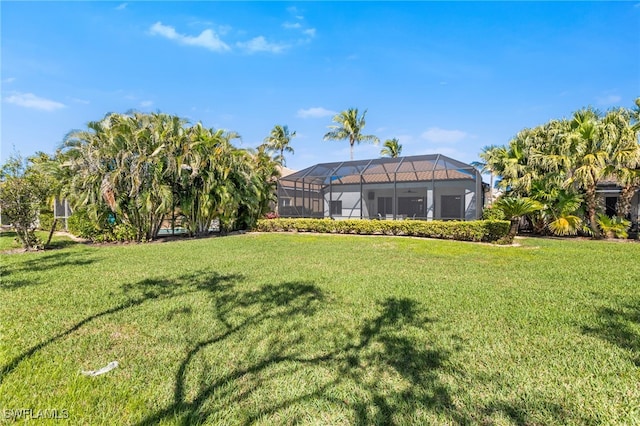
[135,296,466,425]
[582,298,640,366]
[1,250,100,289]
[0,270,243,385]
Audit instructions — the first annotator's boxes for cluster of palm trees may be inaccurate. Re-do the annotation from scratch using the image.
[58,112,280,241]
[264,108,404,167]
[478,100,640,238]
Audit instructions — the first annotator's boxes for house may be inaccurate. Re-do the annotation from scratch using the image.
[277,154,486,220]
[596,179,640,228]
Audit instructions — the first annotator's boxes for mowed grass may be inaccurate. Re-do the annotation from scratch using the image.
[1,233,639,425]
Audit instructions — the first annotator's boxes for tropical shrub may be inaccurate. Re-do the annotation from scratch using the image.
[494,196,543,238]
[482,206,506,220]
[596,214,630,239]
[61,113,279,241]
[67,209,101,240]
[478,100,640,239]
[254,218,511,243]
[38,210,65,232]
[0,157,46,250]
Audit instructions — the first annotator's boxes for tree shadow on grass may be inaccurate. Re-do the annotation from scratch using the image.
[1,250,100,290]
[0,270,243,385]
[582,298,640,366]
[482,398,597,426]
[134,295,470,425]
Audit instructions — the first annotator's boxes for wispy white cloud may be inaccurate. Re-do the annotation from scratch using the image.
[284,6,315,40]
[140,100,153,107]
[237,36,287,53]
[596,94,622,106]
[115,3,127,11]
[421,127,468,144]
[283,22,302,29]
[4,92,65,111]
[297,107,336,118]
[149,22,230,52]
[2,77,16,84]
[287,6,303,19]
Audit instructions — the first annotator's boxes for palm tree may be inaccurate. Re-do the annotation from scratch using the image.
[494,196,543,239]
[380,138,402,158]
[264,124,296,166]
[63,112,175,241]
[324,108,379,161]
[602,107,640,219]
[472,145,506,204]
[565,108,611,238]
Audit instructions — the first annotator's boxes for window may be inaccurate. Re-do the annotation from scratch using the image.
[398,197,424,217]
[441,195,462,219]
[605,197,617,217]
[377,197,392,215]
[330,200,342,215]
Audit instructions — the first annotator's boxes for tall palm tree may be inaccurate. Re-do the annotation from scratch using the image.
[472,145,505,204]
[565,108,611,238]
[63,112,175,241]
[324,108,379,161]
[602,107,640,218]
[264,124,296,166]
[380,138,402,158]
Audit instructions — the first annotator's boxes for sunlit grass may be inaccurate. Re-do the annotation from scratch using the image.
[1,233,639,424]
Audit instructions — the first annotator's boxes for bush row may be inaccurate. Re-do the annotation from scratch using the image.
[254,218,512,243]
[38,211,65,232]
[67,209,138,243]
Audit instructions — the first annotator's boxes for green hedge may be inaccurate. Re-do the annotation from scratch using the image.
[38,211,65,232]
[254,218,511,243]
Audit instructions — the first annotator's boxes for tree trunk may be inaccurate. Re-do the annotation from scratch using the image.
[616,183,638,218]
[585,185,601,239]
[509,218,519,238]
[46,218,58,247]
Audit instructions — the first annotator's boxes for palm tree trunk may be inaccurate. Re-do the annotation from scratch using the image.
[585,185,601,239]
[509,218,519,238]
[616,184,637,218]
[489,173,494,205]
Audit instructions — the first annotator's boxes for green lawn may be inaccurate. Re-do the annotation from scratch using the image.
[1,233,639,424]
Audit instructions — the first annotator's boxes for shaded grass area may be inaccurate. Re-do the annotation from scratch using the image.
[0,230,78,251]
[1,234,639,424]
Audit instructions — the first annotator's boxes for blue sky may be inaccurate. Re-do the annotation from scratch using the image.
[2,1,639,171]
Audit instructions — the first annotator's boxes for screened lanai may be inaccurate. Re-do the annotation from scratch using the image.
[277,154,485,221]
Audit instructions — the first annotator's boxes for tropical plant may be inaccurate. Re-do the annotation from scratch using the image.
[472,145,504,204]
[380,138,402,158]
[494,196,543,238]
[564,108,613,238]
[324,108,379,160]
[596,213,630,239]
[484,101,640,239]
[62,112,175,241]
[264,124,296,166]
[602,107,640,218]
[0,155,49,250]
